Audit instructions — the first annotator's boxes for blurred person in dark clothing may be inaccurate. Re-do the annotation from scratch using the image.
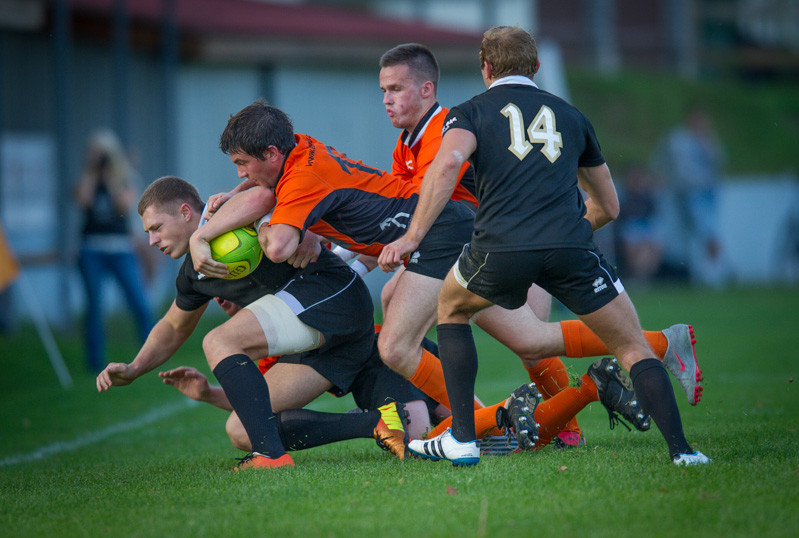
[74,129,153,372]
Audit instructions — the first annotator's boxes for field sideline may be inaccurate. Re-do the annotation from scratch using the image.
[1,284,797,537]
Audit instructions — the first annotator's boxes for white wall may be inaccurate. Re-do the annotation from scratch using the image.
[719,176,799,282]
[176,65,262,198]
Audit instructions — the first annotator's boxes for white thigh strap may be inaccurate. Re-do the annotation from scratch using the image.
[245,294,322,356]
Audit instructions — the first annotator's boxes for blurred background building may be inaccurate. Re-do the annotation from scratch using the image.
[0,0,797,329]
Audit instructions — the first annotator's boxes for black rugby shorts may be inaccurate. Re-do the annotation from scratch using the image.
[455,244,624,315]
[403,200,474,280]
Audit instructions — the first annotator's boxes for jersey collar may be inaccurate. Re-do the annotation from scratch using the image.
[401,102,442,150]
[488,75,538,90]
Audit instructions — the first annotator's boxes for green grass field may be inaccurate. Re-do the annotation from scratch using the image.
[1,284,797,537]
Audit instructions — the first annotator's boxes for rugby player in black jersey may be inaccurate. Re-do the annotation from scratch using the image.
[96,176,415,469]
[380,26,710,467]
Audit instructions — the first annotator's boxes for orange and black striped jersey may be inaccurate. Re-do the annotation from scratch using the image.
[270,134,420,257]
[392,103,478,206]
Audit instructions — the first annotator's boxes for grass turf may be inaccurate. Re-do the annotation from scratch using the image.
[1,284,797,537]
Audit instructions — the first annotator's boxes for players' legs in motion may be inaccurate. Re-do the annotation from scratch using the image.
[576,292,705,462]
[435,271,496,446]
[472,298,583,443]
[474,296,702,406]
[203,306,322,468]
[223,362,332,451]
[377,270,449,402]
[380,265,404,317]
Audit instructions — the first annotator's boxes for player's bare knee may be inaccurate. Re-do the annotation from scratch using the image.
[201,329,221,366]
[377,333,413,373]
[520,357,543,369]
[377,335,401,370]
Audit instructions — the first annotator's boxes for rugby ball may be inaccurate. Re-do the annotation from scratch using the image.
[209,226,263,279]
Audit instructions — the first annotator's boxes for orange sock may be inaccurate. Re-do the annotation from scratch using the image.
[524,357,570,397]
[560,320,668,360]
[407,348,483,412]
[533,372,598,449]
[525,357,582,436]
[427,403,504,439]
[646,331,668,358]
[408,348,451,410]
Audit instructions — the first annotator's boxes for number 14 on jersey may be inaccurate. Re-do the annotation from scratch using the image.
[501,103,563,163]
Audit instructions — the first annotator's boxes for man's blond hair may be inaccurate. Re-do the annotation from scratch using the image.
[479,26,538,80]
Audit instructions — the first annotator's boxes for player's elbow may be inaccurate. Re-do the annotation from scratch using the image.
[249,186,277,213]
[265,242,291,263]
[440,152,465,178]
[606,201,620,222]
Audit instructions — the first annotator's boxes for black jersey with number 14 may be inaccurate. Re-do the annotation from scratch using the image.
[444,80,606,252]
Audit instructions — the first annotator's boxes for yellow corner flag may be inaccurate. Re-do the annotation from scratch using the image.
[0,222,19,292]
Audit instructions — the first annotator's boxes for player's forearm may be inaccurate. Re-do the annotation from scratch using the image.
[196,187,276,242]
[231,178,260,195]
[578,164,619,230]
[201,386,234,411]
[128,320,192,379]
[407,158,459,242]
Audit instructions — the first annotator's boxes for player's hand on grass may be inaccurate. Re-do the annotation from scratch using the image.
[378,236,419,272]
[189,231,229,279]
[159,366,211,402]
[96,363,138,392]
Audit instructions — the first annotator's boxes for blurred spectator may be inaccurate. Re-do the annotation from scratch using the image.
[74,129,153,372]
[651,107,732,287]
[614,165,665,284]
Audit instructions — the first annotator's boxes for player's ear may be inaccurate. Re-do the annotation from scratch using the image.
[264,145,281,162]
[179,202,193,222]
[533,58,540,75]
[420,80,435,99]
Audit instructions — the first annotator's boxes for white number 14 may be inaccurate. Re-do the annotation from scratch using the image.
[500,103,563,163]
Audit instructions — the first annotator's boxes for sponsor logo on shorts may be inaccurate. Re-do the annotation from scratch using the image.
[379,212,411,231]
[592,277,607,294]
[409,251,420,264]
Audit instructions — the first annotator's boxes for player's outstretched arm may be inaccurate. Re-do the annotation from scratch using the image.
[159,366,233,411]
[96,301,206,392]
[577,163,619,231]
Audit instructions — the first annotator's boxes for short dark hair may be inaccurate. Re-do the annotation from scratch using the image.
[479,26,538,79]
[219,98,296,159]
[379,43,439,93]
[138,176,204,216]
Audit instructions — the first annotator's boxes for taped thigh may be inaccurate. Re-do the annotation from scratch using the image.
[245,294,322,356]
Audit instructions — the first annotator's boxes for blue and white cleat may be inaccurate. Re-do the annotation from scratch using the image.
[672,450,711,466]
[409,428,480,467]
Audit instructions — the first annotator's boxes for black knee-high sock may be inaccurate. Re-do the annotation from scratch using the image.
[437,323,478,443]
[630,358,693,457]
[212,354,285,458]
[275,409,381,451]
